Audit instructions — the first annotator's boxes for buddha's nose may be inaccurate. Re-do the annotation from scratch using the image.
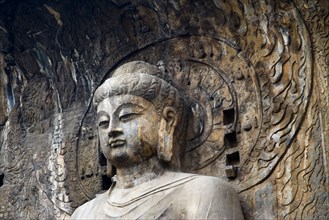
[108,120,123,137]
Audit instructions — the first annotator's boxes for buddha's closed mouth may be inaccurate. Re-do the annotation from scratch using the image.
[109,139,126,148]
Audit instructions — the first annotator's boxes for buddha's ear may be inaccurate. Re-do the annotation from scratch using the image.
[97,131,114,177]
[157,107,178,162]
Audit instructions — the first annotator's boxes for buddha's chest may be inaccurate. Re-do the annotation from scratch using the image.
[102,184,193,219]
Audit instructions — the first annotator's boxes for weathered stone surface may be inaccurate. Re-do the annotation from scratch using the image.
[0,0,328,219]
[71,61,244,218]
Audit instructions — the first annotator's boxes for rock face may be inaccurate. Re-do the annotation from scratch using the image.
[0,0,328,219]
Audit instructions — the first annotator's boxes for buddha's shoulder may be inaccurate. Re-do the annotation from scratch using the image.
[70,190,108,219]
[173,173,243,217]
[191,173,228,182]
[179,173,236,194]
[83,190,109,206]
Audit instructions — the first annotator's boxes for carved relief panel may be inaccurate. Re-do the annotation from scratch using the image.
[0,0,328,219]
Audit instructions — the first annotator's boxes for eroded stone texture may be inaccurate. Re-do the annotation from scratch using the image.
[71,62,244,218]
[0,0,328,219]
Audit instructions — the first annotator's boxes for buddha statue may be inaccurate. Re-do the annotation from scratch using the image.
[70,61,244,219]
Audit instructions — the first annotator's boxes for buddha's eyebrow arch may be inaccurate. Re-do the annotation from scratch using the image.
[97,111,108,120]
[114,102,148,114]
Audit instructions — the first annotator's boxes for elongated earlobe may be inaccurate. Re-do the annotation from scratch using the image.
[106,161,114,177]
[157,107,177,162]
[97,132,114,177]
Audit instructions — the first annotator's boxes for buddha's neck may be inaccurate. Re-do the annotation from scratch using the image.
[115,156,165,189]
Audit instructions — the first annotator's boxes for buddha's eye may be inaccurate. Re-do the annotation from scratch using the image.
[98,120,109,128]
[118,105,145,122]
[119,112,139,122]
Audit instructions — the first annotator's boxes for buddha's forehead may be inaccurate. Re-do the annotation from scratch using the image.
[96,94,152,114]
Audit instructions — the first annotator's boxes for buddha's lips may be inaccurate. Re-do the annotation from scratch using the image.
[109,139,126,148]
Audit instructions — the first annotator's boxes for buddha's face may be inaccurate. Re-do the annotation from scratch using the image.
[97,94,159,168]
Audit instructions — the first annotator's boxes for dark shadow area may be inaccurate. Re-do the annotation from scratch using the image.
[0,174,4,187]
[99,152,107,167]
[102,175,112,190]
[223,108,235,125]
[224,131,237,149]
[99,152,113,190]
[226,151,240,166]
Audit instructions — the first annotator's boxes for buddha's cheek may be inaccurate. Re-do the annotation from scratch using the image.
[99,132,110,158]
[138,124,157,157]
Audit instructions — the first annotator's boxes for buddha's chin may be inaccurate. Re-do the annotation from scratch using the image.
[108,150,137,168]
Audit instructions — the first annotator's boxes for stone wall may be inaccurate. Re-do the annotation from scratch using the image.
[0,0,328,219]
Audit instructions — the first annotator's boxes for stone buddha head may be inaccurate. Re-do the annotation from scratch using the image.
[93,61,188,175]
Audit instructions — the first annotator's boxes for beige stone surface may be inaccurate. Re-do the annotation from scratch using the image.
[70,61,244,219]
[0,0,328,219]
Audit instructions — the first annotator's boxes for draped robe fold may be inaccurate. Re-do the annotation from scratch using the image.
[71,171,244,219]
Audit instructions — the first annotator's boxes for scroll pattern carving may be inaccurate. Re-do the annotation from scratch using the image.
[276,94,328,219]
[235,1,313,191]
[296,0,329,173]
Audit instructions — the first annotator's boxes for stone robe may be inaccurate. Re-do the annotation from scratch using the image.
[70,171,244,219]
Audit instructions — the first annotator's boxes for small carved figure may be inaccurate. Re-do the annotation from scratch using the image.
[71,61,244,219]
